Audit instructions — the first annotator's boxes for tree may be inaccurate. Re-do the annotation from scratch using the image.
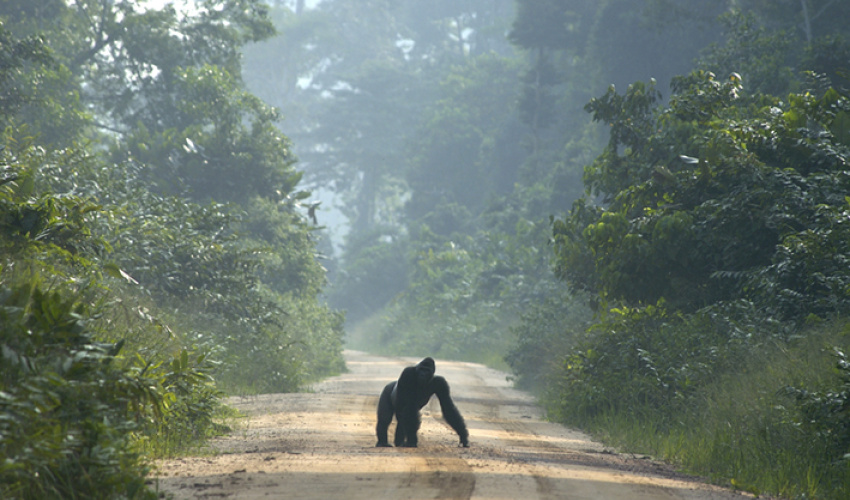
[553,70,850,320]
[406,54,526,229]
[1,0,344,392]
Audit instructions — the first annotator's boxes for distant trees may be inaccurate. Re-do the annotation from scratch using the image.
[239,0,727,355]
[247,0,564,338]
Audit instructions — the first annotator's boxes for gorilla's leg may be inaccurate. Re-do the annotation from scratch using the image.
[375,382,395,447]
[393,415,405,447]
[397,404,421,447]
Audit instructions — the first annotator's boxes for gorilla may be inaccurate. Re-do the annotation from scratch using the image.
[376,357,469,448]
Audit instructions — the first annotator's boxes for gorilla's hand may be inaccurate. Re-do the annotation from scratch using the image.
[460,436,470,448]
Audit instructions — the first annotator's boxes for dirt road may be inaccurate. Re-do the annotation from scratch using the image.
[152,351,749,499]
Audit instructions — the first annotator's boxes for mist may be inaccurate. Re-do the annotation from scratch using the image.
[240,0,732,348]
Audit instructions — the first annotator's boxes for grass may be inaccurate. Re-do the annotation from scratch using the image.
[558,321,850,499]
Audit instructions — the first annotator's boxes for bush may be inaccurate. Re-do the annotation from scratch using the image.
[505,291,591,392]
[0,279,158,500]
[536,311,850,499]
[786,345,850,470]
[543,302,755,425]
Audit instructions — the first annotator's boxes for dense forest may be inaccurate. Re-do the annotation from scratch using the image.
[0,0,344,498]
[2,0,849,498]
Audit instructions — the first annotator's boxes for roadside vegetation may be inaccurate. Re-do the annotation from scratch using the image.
[0,1,342,498]
[527,17,850,498]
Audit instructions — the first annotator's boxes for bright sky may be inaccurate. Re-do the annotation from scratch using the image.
[140,0,323,12]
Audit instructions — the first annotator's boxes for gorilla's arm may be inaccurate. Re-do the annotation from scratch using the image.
[431,376,469,447]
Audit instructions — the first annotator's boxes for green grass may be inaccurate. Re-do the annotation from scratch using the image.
[551,321,850,499]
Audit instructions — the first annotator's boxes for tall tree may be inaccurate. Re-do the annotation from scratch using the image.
[554,70,850,319]
[405,55,526,229]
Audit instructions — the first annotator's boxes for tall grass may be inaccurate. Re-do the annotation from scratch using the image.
[552,322,850,499]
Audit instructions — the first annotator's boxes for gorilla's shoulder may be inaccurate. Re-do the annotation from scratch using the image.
[430,375,450,391]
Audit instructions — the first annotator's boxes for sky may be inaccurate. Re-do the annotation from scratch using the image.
[141,0,323,11]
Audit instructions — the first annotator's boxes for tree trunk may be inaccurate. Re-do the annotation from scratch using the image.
[800,0,812,43]
[352,171,377,234]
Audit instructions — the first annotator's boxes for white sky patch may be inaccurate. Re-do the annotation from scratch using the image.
[141,0,324,13]
[396,36,414,60]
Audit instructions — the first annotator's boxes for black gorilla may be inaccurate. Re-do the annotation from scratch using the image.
[376,357,469,448]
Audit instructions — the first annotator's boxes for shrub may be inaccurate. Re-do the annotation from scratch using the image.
[0,279,158,500]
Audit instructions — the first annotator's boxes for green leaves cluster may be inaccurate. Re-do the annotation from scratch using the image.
[366,216,571,366]
[554,70,850,320]
[0,281,158,500]
[786,347,850,463]
[531,20,850,498]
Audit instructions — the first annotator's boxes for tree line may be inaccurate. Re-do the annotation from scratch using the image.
[1,1,343,498]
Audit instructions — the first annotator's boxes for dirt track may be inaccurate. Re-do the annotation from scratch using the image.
[152,351,750,499]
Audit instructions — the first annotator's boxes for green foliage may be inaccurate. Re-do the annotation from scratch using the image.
[803,34,850,93]
[531,15,850,497]
[786,346,850,466]
[406,54,525,225]
[239,196,326,298]
[42,0,276,135]
[83,162,341,394]
[132,346,228,457]
[561,321,850,499]
[0,5,344,497]
[0,26,51,117]
[361,217,562,366]
[0,279,158,500]
[554,71,850,318]
[698,10,797,96]
[509,0,582,50]
[328,226,409,325]
[544,302,761,424]
[0,23,89,147]
[505,290,591,392]
[116,63,300,205]
[1,148,103,257]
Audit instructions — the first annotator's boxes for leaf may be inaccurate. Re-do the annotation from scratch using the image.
[103,263,139,284]
[15,173,35,198]
[180,349,189,371]
[831,110,850,146]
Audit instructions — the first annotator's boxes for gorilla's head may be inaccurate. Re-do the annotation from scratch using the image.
[417,357,435,383]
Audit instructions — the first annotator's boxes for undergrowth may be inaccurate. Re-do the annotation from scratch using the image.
[540,316,850,499]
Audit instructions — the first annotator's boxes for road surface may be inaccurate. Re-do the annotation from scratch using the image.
[152,351,750,499]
